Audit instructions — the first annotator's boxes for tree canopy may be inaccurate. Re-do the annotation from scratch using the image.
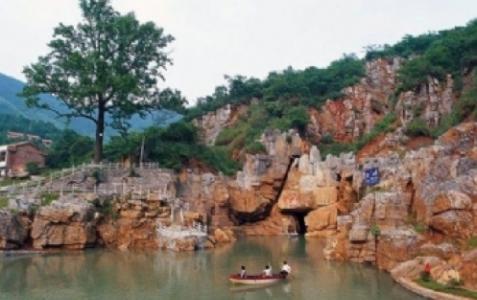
[21,0,183,162]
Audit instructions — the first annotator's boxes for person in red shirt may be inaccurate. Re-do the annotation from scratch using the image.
[422,262,432,281]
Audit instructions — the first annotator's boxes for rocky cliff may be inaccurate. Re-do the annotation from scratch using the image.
[1,55,476,291]
[308,58,400,142]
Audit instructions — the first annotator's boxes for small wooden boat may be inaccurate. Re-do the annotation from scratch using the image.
[229,273,287,285]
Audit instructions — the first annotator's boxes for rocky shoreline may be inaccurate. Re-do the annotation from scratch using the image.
[1,58,477,299]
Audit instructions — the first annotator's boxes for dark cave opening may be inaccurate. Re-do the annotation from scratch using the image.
[295,212,307,235]
[285,211,309,235]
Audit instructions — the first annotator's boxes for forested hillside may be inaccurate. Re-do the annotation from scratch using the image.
[0,73,182,138]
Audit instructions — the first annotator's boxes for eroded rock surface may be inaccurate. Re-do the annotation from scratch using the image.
[31,199,97,249]
[0,210,29,249]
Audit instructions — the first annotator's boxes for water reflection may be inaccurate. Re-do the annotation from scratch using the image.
[0,237,422,300]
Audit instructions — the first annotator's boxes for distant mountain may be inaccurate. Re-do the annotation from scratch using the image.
[0,72,182,137]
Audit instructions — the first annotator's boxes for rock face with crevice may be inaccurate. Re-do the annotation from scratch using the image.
[31,199,98,249]
[0,57,476,300]
[0,210,30,249]
[307,58,401,143]
[193,104,248,145]
[318,122,477,289]
[228,130,305,225]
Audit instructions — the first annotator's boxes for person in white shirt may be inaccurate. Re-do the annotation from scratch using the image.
[239,266,246,278]
[262,265,272,277]
[280,261,291,277]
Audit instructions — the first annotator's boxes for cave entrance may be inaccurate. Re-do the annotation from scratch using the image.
[285,210,309,235]
[294,212,308,235]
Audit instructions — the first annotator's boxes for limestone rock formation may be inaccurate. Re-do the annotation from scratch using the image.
[31,199,98,249]
[230,130,304,223]
[307,58,401,142]
[397,75,455,128]
[0,210,30,249]
[193,104,247,145]
[317,122,477,290]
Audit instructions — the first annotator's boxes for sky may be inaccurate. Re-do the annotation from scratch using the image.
[0,0,476,105]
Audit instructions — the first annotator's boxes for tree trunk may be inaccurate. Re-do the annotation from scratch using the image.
[94,105,105,163]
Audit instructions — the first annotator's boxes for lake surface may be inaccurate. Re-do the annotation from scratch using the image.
[0,237,422,300]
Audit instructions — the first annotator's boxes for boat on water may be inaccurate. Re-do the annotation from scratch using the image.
[229,274,287,285]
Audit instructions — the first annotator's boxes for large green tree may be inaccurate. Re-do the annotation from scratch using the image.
[22,0,183,162]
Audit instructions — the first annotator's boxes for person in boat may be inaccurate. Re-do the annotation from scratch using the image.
[239,265,246,278]
[262,265,272,277]
[280,261,291,277]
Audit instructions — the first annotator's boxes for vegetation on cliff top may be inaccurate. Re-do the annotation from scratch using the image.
[187,54,365,120]
[367,19,477,92]
[105,121,240,175]
[6,7,477,175]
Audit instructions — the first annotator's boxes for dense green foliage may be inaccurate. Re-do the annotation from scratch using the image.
[405,118,432,137]
[22,0,181,162]
[105,121,240,175]
[214,102,309,156]
[0,73,183,138]
[366,19,477,92]
[46,130,94,169]
[187,55,365,120]
[0,114,63,145]
[26,162,42,176]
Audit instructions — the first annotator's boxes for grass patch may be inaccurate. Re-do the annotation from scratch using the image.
[244,141,267,154]
[0,196,8,208]
[0,178,28,187]
[468,236,477,249]
[405,118,432,137]
[370,224,381,238]
[416,278,477,299]
[406,213,428,234]
[40,192,59,206]
[414,223,428,234]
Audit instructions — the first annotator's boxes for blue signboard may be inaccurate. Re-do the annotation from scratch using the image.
[364,167,380,186]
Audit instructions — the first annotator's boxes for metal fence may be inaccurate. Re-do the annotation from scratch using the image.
[1,162,168,199]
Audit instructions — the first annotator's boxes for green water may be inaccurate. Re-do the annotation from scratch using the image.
[0,237,422,300]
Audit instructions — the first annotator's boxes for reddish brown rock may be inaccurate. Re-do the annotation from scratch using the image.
[432,191,472,214]
[0,210,30,249]
[31,201,97,249]
[376,230,420,271]
[307,58,400,143]
[238,205,297,236]
[305,205,337,236]
[213,228,236,244]
[430,210,473,240]
[419,242,457,260]
[390,256,445,281]
[229,188,273,222]
[458,250,477,290]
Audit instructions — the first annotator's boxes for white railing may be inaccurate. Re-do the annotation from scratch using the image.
[156,222,208,239]
[1,161,169,198]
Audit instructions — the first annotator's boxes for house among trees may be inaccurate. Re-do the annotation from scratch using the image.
[6,131,53,148]
[0,142,45,177]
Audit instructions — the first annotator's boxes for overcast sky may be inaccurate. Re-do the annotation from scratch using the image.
[0,0,476,105]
